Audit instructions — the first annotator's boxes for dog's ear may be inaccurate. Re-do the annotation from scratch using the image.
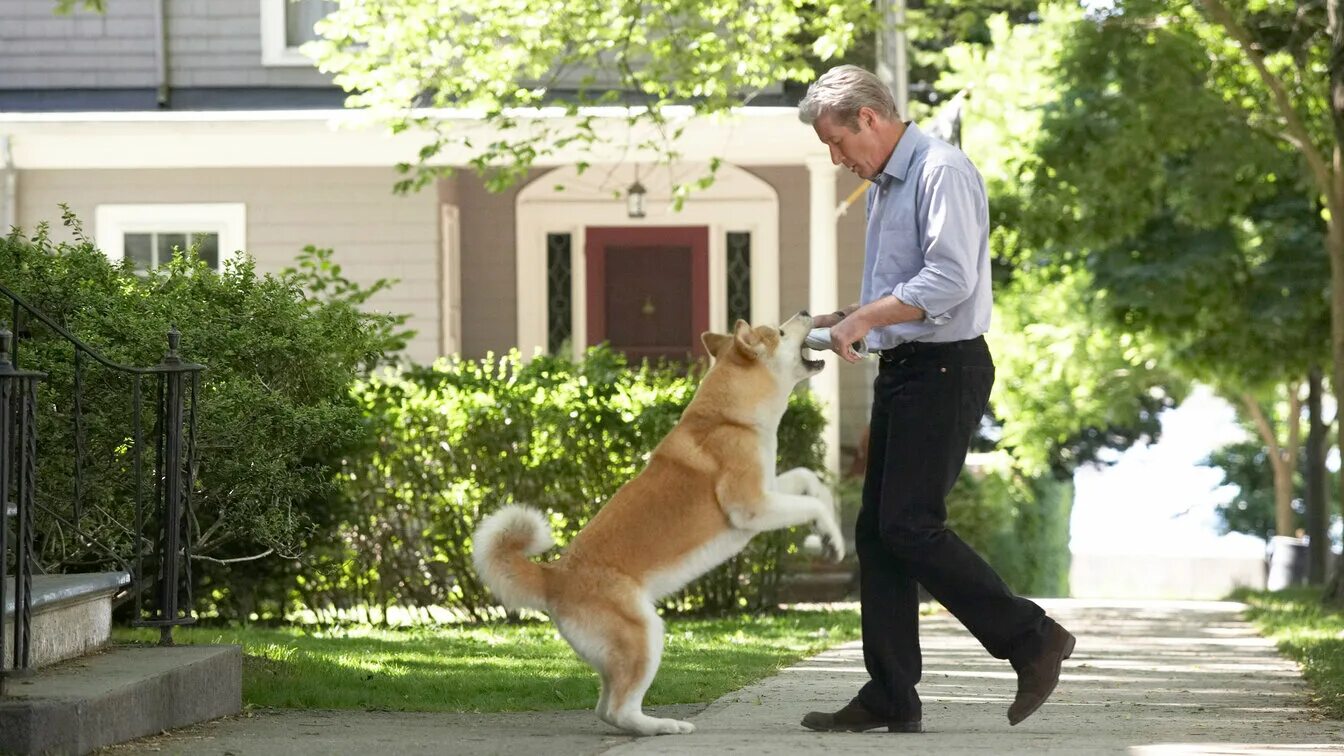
[701,331,732,359]
[733,320,766,360]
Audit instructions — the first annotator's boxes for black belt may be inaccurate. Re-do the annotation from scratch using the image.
[878,335,986,362]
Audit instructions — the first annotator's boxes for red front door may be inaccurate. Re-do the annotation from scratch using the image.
[586,226,709,364]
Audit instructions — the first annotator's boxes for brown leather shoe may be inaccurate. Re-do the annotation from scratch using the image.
[801,699,923,733]
[1007,622,1077,725]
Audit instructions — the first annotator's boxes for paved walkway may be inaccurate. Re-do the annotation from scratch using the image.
[103,599,1344,755]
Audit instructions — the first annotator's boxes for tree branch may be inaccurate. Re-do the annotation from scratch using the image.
[1195,0,1335,197]
[190,549,274,565]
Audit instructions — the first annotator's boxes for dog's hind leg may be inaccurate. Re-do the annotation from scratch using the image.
[557,597,694,736]
[602,600,694,736]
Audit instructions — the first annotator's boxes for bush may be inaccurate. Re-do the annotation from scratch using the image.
[948,463,1072,597]
[310,346,828,621]
[0,214,406,620]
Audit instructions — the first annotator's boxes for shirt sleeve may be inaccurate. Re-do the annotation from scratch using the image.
[890,165,983,325]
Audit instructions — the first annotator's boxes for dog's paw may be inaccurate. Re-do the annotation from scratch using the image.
[777,467,832,505]
[639,717,696,735]
[821,530,846,563]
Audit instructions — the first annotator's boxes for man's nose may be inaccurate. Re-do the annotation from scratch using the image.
[829,144,842,165]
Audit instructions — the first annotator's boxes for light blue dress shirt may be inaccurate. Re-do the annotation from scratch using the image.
[860,122,993,350]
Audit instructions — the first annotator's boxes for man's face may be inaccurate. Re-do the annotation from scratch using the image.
[813,108,888,181]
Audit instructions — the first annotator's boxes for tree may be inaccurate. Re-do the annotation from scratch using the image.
[1206,440,1289,544]
[1184,0,1344,597]
[304,0,874,196]
[999,1,1332,570]
[938,10,1187,479]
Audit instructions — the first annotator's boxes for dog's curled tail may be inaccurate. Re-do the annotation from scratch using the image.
[472,504,554,612]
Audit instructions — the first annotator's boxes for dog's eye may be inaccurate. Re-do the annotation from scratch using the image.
[778,329,785,337]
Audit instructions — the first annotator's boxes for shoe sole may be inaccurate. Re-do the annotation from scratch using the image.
[1008,633,1076,726]
[801,720,923,734]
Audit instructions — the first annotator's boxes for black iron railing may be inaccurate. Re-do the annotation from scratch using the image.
[0,283,204,695]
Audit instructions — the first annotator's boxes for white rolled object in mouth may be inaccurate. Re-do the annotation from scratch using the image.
[804,327,870,356]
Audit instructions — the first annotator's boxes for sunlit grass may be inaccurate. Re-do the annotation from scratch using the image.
[112,608,861,712]
[1232,587,1344,719]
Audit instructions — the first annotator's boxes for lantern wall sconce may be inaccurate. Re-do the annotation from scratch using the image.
[627,167,647,219]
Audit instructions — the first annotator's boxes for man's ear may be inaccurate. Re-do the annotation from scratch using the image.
[701,331,731,359]
[733,320,765,360]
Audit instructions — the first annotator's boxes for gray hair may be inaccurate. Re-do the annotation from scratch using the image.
[797,65,899,130]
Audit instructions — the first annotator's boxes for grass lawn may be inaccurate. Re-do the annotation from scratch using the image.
[1232,587,1344,719]
[113,608,861,713]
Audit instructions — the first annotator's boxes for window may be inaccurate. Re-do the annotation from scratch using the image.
[546,233,573,354]
[124,231,219,271]
[94,204,245,272]
[726,231,751,327]
[260,0,338,67]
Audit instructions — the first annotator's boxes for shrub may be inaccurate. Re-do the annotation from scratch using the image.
[311,346,828,621]
[0,214,406,620]
[948,462,1073,597]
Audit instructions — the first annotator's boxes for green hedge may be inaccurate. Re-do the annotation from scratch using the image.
[302,346,830,621]
[948,464,1072,597]
[0,216,406,620]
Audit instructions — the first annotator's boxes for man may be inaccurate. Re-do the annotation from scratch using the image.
[797,64,1076,733]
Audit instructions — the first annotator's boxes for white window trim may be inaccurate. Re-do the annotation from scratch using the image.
[94,203,247,270]
[260,0,316,67]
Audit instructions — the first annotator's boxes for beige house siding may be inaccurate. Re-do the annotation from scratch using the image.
[0,0,332,90]
[449,171,537,358]
[16,167,440,363]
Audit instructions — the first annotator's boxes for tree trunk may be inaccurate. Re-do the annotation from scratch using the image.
[1242,391,1299,538]
[1326,0,1344,597]
[1305,366,1329,583]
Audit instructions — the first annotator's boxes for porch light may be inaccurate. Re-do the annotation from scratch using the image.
[627,171,647,219]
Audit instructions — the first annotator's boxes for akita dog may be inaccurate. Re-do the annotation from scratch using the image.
[471,311,845,736]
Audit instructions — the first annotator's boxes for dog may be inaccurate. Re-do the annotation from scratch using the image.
[471,311,845,736]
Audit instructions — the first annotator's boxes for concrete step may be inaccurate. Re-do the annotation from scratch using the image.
[0,643,242,755]
[3,572,130,668]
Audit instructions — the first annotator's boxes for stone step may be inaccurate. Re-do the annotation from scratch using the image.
[3,572,130,669]
[0,643,242,755]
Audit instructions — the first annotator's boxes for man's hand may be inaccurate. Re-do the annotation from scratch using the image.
[829,312,870,364]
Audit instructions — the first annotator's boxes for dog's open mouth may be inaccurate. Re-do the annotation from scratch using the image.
[801,344,825,372]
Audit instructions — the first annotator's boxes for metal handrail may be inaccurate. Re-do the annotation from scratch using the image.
[0,282,206,695]
[0,283,188,376]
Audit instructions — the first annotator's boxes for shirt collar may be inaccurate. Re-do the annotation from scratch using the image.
[877,121,924,186]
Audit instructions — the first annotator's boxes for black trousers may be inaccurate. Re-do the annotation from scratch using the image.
[854,336,1048,720]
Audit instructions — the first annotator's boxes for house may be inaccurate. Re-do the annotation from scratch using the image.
[0,0,879,473]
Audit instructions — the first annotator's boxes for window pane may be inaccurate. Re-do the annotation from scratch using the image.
[726,232,752,327]
[192,232,220,269]
[124,233,153,271]
[546,233,573,355]
[158,233,187,264]
[286,0,338,47]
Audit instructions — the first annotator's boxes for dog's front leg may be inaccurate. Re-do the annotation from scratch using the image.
[774,467,845,562]
[723,491,845,562]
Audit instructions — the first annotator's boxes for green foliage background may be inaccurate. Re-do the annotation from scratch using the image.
[306,347,828,621]
[0,216,407,620]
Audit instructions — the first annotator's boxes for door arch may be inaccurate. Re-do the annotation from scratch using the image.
[514,161,780,358]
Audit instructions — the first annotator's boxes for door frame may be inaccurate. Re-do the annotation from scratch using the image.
[584,226,709,355]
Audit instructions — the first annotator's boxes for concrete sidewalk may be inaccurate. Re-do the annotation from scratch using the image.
[103,599,1344,755]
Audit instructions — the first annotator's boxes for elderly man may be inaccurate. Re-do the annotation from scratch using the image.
[798,64,1076,734]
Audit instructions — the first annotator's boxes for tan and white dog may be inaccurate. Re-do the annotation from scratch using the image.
[471,311,845,736]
